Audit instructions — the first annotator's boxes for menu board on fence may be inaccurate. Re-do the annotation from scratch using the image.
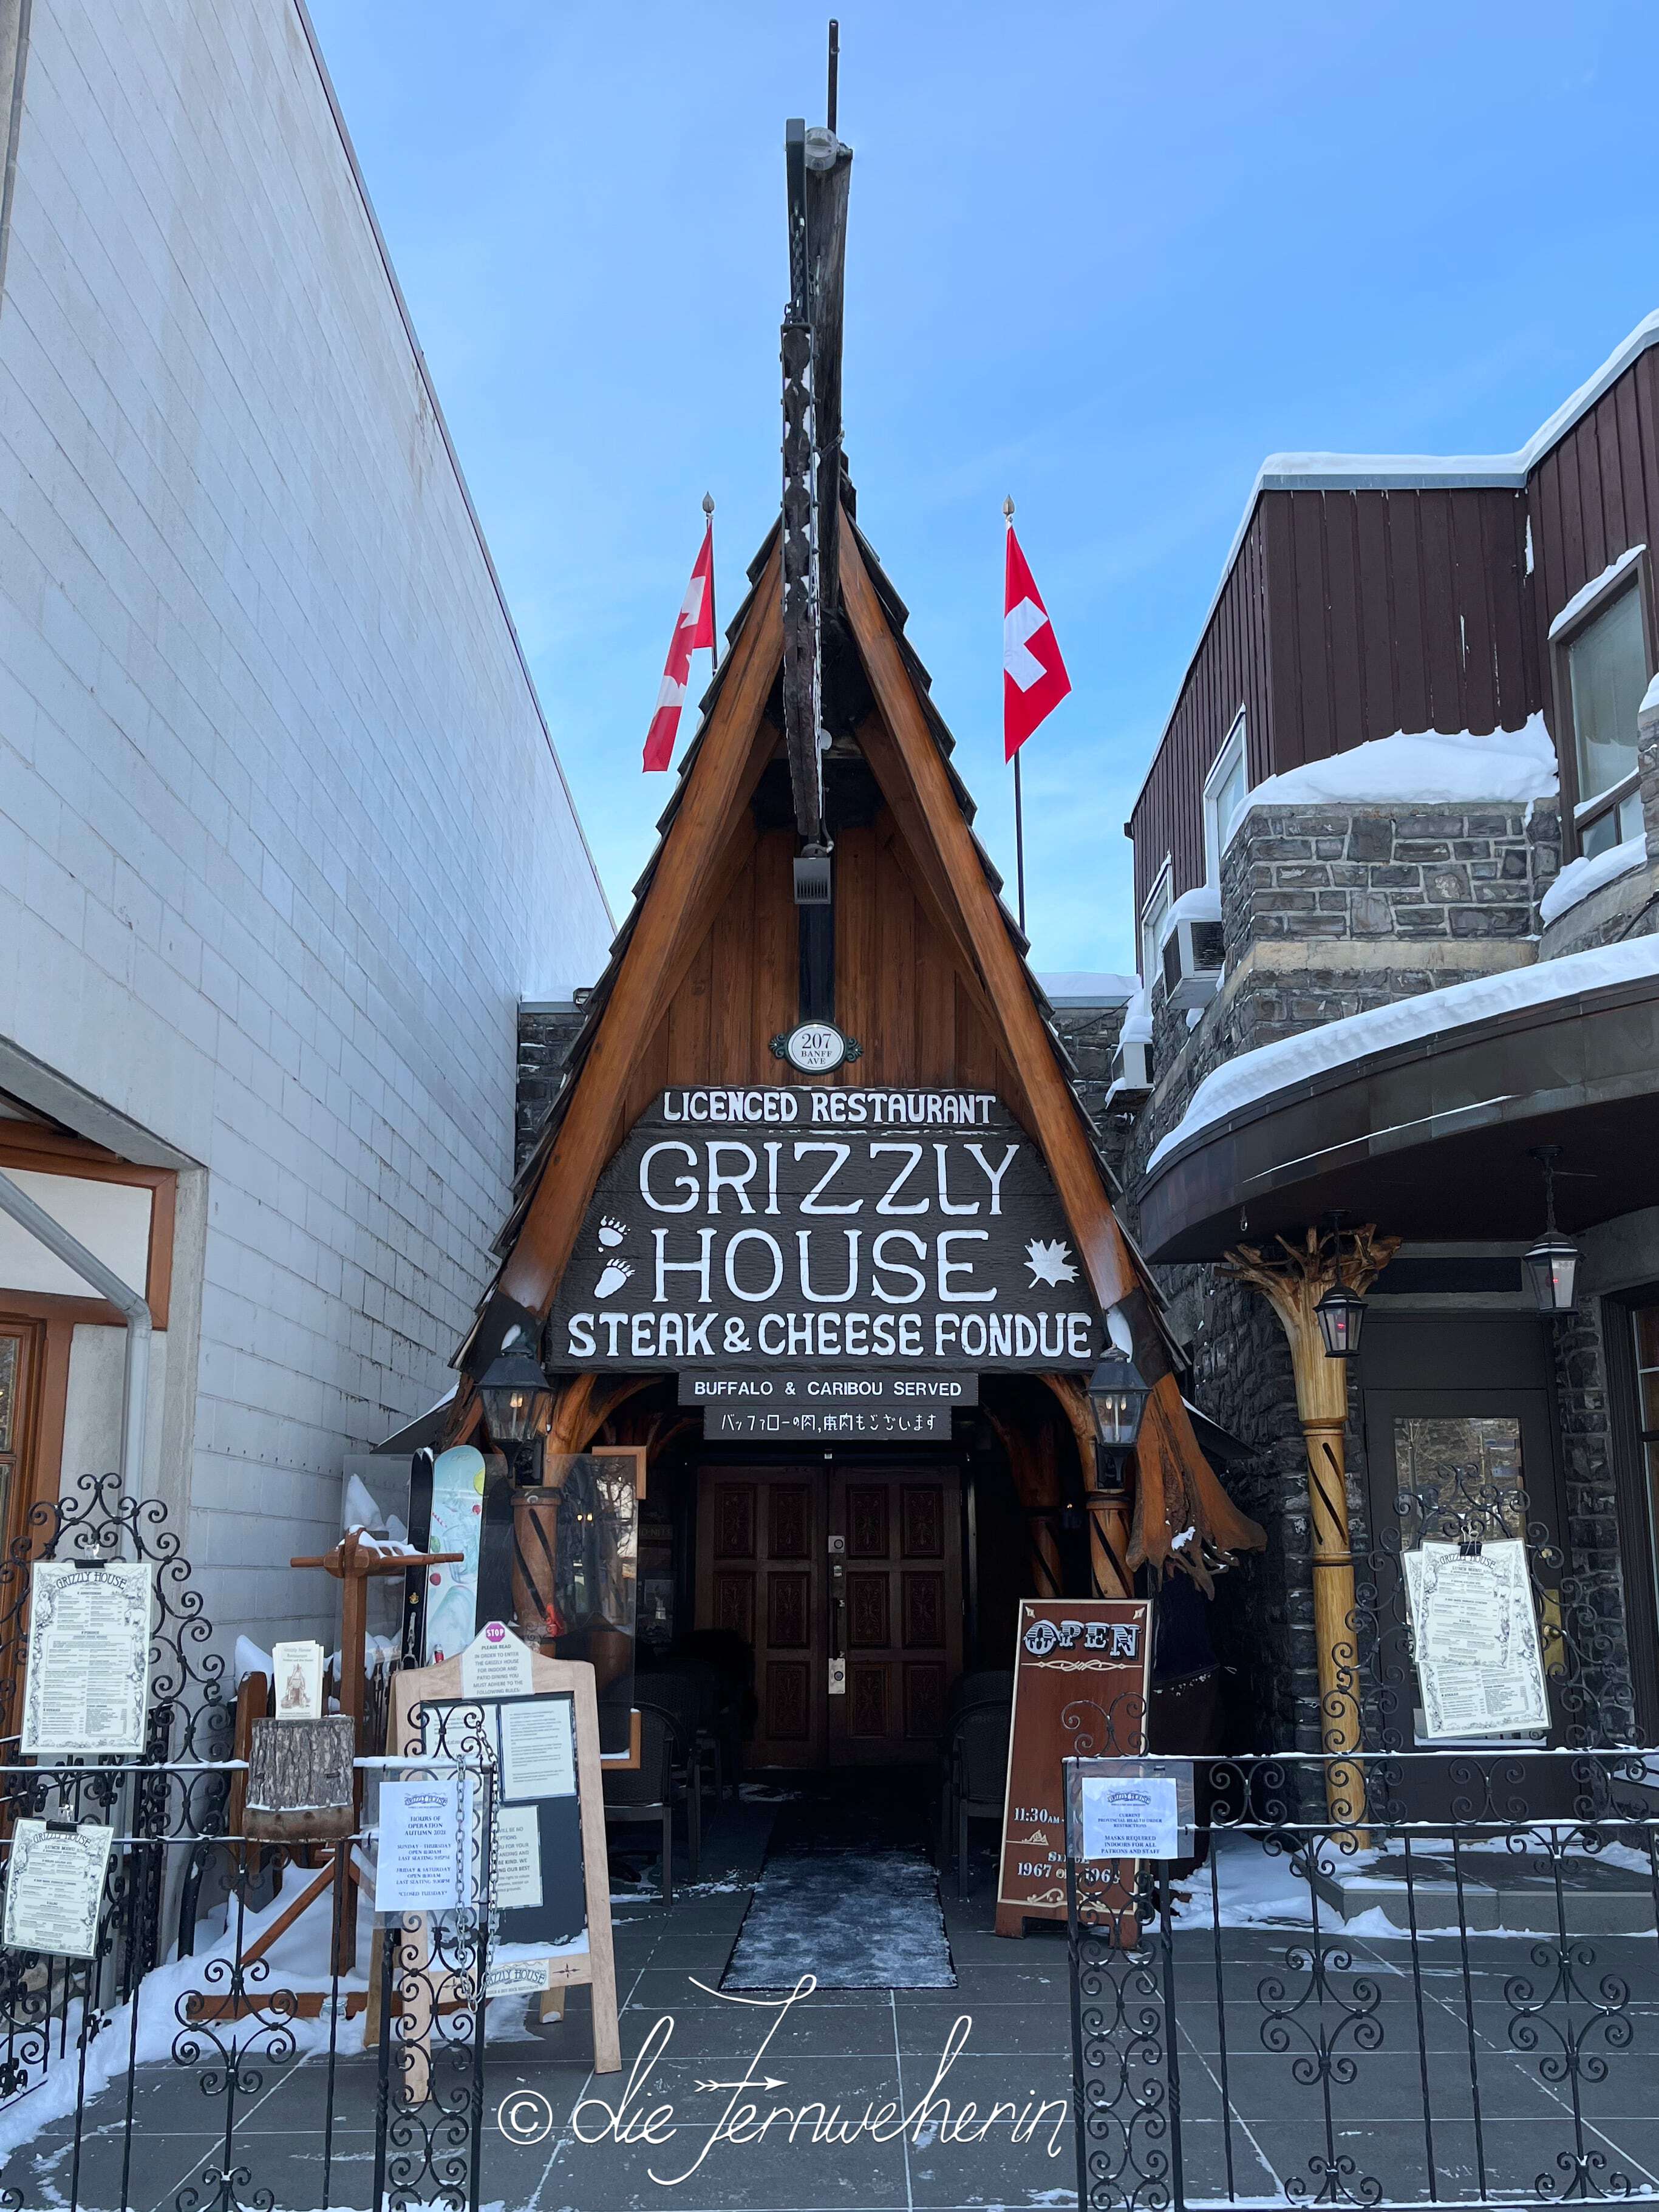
[21,1561,152,1758]
[2,1820,115,1958]
[1404,1539,1551,1740]
[995,1598,1151,1935]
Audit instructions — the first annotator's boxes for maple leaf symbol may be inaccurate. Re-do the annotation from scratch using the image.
[1025,1237,1077,1288]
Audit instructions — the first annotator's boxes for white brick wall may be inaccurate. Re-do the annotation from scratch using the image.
[0,0,612,1636]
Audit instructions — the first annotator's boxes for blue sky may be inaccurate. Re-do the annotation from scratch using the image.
[308,0,1658,976]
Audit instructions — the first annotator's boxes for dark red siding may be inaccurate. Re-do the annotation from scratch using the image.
[1132,486,1531,916]
[1131,509,1273,920]
[1266,488,1533,774]
[1527,348,1659,759]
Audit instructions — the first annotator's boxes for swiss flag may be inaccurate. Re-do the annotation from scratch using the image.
[1003,523,1071,761]
[642,524,717,771]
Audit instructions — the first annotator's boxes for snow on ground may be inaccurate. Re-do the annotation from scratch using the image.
[1146,934,1659,1172]
[1238,715,1556,812]
[1539,831,1648,924]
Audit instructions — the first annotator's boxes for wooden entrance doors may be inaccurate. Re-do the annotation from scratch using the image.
[694,1463,962,1768]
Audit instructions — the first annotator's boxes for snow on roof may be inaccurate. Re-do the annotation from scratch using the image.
[1239,715,1557,811]
[1547,545,1646,640]
[1131,311,1659,824]
[1538,832,1648,927]
[1145,934,1659,1176]
[1037,971,1137,1006]
[1119,984,1153,1043]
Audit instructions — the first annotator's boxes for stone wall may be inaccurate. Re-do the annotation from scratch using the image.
[1224,800,1557,948]
[1115,793,1603,1754]
[1546,1300,1640,1740]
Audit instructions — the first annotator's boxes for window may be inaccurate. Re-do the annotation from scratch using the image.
[1203,711,1249,882]
[1139,859,1172,990]
[1556,567,1652,857]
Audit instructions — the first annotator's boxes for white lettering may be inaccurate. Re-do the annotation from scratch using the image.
[567,1313,595,1358]
[797,1230,860,1303]
[933,1144,978,1214]
[724,1229,784,1303]
[870,1229,927,1305]
[937,1229,994,1302]
[871,1142,927,1214]
[706,1142,758,1214]
[653,1228,714,1303]
[796,1142,861,1214]
[640,1141,699,1213]
[964,1142,1020,1214]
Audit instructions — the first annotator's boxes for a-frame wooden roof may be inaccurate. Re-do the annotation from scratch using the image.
[452,497,1264,1582]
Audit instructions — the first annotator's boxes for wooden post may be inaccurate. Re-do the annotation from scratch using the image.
[1221,1226,1398,1828]
[1043,1373,1132,1600]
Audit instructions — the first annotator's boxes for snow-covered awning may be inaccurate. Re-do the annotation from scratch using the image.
[1137,937,1659,1261]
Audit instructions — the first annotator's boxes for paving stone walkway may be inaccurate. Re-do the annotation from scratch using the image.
[4,1803,1659,2211]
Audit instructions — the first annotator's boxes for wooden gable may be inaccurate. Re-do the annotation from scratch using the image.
[454,513,1264,1588]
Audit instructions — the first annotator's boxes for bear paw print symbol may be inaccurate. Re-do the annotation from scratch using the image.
[597,1217,629,1248]
[593,1257,634,1299]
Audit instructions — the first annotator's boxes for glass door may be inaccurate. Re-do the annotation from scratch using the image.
[1363,1385,1568,1753]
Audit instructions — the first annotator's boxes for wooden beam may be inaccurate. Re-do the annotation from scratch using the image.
[840,530,1136,1312]
[497,548,783,1321]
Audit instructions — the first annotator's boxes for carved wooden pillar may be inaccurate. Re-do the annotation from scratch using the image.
[1221,1225,1398,1826]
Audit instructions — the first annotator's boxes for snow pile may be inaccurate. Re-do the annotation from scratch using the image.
[1539,832,1647,925]
[1643,668,1659,718]
[1118,984,1153,1045]
[1158,884,1222,945]
[1547,544,1644,639]
[1146,934,1659,1172]
[1239,715,1557,812]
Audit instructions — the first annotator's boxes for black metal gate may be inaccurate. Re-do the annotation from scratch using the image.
[0,1474,494,2212]
[1068,1749,1659,2212]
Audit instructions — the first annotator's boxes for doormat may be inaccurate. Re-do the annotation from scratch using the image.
[722,1849,956,1989]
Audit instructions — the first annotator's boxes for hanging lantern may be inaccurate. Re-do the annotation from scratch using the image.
[1315,1281,1368,1358]
[1524,1146,1579,1313]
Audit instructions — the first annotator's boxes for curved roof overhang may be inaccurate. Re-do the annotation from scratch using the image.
[1137,965,1659,1262]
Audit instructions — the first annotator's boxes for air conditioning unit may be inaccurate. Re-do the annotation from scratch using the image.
[1111,1034,1153,1095]
[1161,916,1225,1011]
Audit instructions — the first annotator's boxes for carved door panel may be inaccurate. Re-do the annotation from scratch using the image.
[828,1468,962,1767]
[694,1466,826,1766]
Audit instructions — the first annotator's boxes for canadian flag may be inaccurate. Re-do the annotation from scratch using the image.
[1003,523,1071,761]
[642,525,717,771]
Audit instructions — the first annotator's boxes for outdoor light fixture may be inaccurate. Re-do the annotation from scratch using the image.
[1524,1146,1580,1315]
[1315,1217,1367,1358]
[1086,1350,1150,1480]
[477,1328,554,1452]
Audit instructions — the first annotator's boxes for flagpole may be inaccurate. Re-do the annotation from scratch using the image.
[703,491,718,672]
[1004,495,1026,937]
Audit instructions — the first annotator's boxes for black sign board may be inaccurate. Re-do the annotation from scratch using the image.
[703,1404,953,1441]
[676,1370,978,1409]
[550,1089,1099,1374]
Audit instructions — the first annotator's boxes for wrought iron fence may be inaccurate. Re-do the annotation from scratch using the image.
[1068,1747,1659,2212]
[0,1475,497,2212]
